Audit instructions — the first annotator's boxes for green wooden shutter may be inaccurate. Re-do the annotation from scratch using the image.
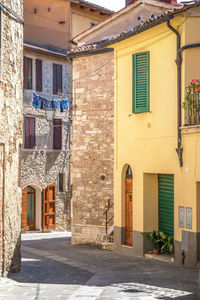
[158,174,174,236]
[132,51,149,113]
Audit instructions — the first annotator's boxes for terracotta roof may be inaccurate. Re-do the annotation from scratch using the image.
[68,2,198,56]
[70,0,114,14]
[71,0,179,43]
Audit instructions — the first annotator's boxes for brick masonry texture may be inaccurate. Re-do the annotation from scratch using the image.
[72,52,114,244]
[0,1,23,274]
[21,50,71,231]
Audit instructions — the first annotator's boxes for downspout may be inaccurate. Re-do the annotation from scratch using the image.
[167,19,183,167]
[0,143,5,276]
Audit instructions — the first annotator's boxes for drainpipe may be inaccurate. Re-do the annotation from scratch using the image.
[166,20,183,167]
[0,143,5,276]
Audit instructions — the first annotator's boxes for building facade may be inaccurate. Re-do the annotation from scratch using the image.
[110,3,200,265]
[0,1,23,274]
[21,0,111,232]
[21,46,71,232]
[69,0,176,245]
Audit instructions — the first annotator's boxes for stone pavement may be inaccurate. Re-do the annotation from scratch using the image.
[0,232,198,299]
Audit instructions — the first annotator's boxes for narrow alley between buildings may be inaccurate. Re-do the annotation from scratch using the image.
[0,232,197,299]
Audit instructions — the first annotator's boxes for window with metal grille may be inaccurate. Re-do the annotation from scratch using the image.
[24,57,32,89]
[53,63,62,95]
[132,51,149,113]
[24,116,35,149]
[53,118,62,150]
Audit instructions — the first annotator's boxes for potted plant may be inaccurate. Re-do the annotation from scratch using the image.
[142,230,162,254]
[159,231,174,255]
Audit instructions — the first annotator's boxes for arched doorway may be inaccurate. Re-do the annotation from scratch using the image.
[22,186,36,231]
[125,165,133,246]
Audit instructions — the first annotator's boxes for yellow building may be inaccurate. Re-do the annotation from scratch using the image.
[105,3,200,265]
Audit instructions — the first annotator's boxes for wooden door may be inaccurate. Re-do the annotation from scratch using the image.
[27,187,36,230]
[43,185,56,230]
[22,187,28,232]
[125,178,133,246]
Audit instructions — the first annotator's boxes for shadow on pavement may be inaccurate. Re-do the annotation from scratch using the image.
[7,237,199,299]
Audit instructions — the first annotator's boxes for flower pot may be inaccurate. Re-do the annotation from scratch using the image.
[194,85,200,92]
[153,248,159,255]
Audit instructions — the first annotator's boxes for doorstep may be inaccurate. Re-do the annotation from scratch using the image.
[144,253,174,263]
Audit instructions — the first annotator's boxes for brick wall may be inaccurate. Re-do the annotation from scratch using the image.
[72,51,114,244]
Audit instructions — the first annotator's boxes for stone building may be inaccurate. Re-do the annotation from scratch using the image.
[69,0,178,245]
[21,0,112,232]
[0,1,23,274]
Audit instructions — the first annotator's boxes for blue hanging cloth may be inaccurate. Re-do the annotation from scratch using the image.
[32,92,69,112]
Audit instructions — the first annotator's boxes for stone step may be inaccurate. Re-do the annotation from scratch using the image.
[144,253,174,263]
[101,242,114,251]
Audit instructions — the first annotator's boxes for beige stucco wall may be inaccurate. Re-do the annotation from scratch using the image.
[0,0,23,274]
[24,0,71,50]
[71,6,106,40]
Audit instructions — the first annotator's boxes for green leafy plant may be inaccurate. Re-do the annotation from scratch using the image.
[142,230,174,255]
[142,230,162,250]
[159,232,174,254]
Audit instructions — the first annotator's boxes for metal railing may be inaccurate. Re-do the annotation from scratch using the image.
[103,202,114,234]
[184,89,200,126]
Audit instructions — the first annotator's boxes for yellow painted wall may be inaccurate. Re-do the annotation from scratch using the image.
[113,15,200,243]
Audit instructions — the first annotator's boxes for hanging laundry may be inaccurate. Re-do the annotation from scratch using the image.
[32,92,69,113]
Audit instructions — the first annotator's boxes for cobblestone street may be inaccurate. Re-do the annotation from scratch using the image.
[0,232,198,299]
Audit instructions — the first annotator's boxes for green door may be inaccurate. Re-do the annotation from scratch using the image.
[158,174,174,236]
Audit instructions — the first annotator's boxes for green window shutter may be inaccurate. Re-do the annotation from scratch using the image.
[132,51,149,113]
[158,174,174,237]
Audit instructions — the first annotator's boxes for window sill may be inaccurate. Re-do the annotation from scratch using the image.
[21,148,70,153]
[180,125,200,135]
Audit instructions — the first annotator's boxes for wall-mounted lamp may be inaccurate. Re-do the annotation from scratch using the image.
[45,109,55,122]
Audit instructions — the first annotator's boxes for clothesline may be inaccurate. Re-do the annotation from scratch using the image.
[32,92,69,113]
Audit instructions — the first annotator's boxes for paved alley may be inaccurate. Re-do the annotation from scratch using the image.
[0,232,198,299]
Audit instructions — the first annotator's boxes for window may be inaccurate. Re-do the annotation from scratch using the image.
[59,173,64,192]
[24,116,35,149]
[132,51,149,113]
[53,63,62,95]
[53,119,62,150]
[36,59,42,92]
[24,57,32,89]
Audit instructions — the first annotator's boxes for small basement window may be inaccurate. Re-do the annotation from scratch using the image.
[59,173,65,192]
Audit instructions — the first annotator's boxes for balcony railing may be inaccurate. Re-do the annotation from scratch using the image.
[184,89,200,126]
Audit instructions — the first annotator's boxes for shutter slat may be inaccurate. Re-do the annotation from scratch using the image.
[132,51,149,113]
[158,174,174,236]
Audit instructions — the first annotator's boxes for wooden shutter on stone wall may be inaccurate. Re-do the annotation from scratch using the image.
[53,118,62,150]
[132,51,149,113]
[53,63,62,95]
[25,116,35,149]
[24,57,32,89]
[36,59,42,92]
